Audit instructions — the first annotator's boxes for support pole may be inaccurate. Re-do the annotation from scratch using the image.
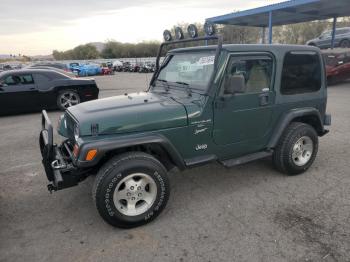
[268,11,273,44]
[331,16,337,49]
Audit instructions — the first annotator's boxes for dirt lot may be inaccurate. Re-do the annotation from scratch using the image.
[0,73,349,262]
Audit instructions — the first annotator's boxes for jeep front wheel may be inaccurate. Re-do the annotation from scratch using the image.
[92,152,170,228]
[273,122,318,175]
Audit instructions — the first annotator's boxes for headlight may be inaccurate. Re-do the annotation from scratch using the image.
[57,115,64,128]
[74,124,80,140]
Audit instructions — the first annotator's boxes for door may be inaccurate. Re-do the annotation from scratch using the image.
[318,31,332,48]
[213,54,275,152]
[0,73,38,114]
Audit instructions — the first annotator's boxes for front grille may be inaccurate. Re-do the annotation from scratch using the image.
[65,112,77,140]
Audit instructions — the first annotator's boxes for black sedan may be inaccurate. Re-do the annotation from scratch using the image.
[0,69,99,115]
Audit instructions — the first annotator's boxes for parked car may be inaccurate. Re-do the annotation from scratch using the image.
[122,62,132,72]
[29,62,70,72]
[307,27,350,49]
[68,62,80,71]
[113,60,123,72]
[129,63,140,72]
[26,66,77,78]
[0,64,13,71]
[323,52,350,84]
[101,63,114,75]
[40,37,330,228]
[0,69,99,115]
[139,63,155,73]
[72,63,102,77]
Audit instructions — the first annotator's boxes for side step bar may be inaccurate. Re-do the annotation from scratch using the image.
[219,151,273,168]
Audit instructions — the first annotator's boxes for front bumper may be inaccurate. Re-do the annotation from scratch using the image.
[39,110,85,192]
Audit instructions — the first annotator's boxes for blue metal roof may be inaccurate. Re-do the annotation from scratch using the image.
[207,0,350,27]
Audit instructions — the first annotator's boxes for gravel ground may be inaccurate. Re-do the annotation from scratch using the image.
[0,73,349,262]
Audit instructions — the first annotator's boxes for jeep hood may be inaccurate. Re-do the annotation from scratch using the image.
[66,92,188,136]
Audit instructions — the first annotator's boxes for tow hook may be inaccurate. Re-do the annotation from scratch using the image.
[47,184,56,194]
[51,160,66,170]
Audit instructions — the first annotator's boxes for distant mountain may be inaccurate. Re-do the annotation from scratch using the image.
[88,42,105,52]
[0,54,12,59]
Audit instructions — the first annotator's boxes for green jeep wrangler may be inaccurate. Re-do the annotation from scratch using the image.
[39,35,331,228]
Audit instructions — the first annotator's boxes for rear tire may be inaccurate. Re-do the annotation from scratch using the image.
[273,122,318,175]
[92,152,170,228]
[339,39,350,48]
[57,90,80,110]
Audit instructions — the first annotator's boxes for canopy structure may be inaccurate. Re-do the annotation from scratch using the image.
[206,0,350,47]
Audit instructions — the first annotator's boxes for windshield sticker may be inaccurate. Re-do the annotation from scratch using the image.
[198,56,215,65]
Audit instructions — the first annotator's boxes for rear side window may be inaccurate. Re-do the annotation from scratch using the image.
[281,52,321,95]
[20,74,34,84]
[4,74,34,85]
[336,29,349,35]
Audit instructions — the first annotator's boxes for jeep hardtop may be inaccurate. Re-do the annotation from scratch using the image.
[39,34,331,228]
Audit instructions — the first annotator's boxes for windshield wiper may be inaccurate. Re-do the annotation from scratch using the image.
[155,79,170,92]
[175,81,192,97]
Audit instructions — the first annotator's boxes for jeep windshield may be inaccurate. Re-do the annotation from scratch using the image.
[154,51,216,93]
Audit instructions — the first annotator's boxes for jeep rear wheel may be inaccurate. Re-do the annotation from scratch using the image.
[273,122,318,175]
[92,152,170,228]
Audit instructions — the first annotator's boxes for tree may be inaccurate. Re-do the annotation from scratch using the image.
[52,44,99,60]
[100,41,160,59]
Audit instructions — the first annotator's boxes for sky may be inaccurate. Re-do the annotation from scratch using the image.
[0,0,282,55]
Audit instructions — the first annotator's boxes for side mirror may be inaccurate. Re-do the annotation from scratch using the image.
[224,74,246,95]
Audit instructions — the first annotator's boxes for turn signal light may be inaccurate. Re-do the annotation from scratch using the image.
[85,149,97,161]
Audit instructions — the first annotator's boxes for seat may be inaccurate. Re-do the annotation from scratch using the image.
[246,65,270,93]
[224,74,246,94]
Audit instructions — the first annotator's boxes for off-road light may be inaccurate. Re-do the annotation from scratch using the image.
[204,22,215,36]
[175,27,184,40]
[187,24,198,38]
[163,30,172,41]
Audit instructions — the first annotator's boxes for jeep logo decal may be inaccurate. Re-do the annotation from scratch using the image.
[195,144,208,151]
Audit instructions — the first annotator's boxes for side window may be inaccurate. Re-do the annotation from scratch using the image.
[281,52,321,95]
[322,31,331,38]
[19,74,34,84]
[3,74,34,85]
[336,29,348,35]
[222,56,273,94]
[4,75,21,85]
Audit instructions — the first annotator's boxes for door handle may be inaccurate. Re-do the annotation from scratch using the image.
[29,87,36,90]
[259,93,269,106]
[214,97,227,109]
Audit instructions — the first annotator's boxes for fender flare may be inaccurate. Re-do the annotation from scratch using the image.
[76,133,186,170]
[267,108,324,149]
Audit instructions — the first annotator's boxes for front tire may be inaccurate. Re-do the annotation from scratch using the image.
[92,152,170,228]
[273,122,318,175]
